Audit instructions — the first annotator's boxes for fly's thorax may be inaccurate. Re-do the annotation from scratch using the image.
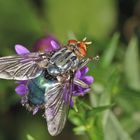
[47,48,79,76]
[66,44,83,59]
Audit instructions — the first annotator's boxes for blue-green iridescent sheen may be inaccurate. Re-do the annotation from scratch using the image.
[27,73,57,105]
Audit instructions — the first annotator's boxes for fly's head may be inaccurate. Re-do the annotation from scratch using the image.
[67,37,92,59]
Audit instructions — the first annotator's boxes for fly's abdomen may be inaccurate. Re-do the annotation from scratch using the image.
[47,48,79,76]
[27,73,58,105]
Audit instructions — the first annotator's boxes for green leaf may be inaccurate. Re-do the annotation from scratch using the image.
[92,117,104,140]
[116,88,140,112]
[73,125,86,135]
[124,36,140,90]
[77,100,93,110]
[77,100,113,113]
[88,104,113,116]
[121,112,140,135]
[69,109,83,126]
[27,134,35,140]
[101,32,120,67]
[104,111,132,140]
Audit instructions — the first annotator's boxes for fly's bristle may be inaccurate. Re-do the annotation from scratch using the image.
[83,37,87,41]
[82,37,92,45]
[85,41,92,45]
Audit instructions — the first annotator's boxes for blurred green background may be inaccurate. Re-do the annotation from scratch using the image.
[0,0,140,140]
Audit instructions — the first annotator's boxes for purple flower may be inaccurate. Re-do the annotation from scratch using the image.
[15,44,30,55]
[15,81,28,96]
[33,35,60,52]
[73,66,94,96]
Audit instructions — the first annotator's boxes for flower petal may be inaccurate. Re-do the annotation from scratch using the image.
[15,84,28,96]
[82,88,91,93]
[33,35,60,52]
[80,66,89,76]
[75,69,81,79]
[50,40,60,50]
[73,86,91,96]
[82,76,94,85]
[15,44,30,55]
[73,85,84,96]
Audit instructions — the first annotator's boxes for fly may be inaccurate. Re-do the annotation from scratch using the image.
[0,38,99,136]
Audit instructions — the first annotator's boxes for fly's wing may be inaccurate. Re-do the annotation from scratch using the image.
[0,52,50,80]
[44,78,73,136]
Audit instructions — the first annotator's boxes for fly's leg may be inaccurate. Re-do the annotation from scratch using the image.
[74,55,99,88]
[73,58,91,89]
[73,78,90,88]
[21,95,33,111]
[78,55,99,69]
[21,95,28,106]
[78,58,90,69]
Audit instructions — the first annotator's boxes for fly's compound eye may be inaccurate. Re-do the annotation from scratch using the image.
[68,38,92,57]
[78,42,87,57]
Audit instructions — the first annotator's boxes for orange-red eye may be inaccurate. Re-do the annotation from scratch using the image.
[68,40,88,57]
[79,42,87,56]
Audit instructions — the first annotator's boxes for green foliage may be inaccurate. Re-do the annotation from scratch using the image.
[101,32,120,67]
[69,33,140,140]
[69,99,112,139]
[27,134,35,140]
[104,111,132,140]
[124,36,140,91]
